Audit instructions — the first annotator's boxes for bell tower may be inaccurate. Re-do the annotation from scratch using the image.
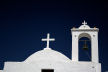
[71,20,99,63]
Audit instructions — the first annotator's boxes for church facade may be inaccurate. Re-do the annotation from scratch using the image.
[0,21,101,72]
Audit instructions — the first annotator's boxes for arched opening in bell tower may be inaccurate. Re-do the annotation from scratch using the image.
[78,33,91,61]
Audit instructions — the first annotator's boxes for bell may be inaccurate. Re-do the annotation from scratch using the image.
[82,44,88,51]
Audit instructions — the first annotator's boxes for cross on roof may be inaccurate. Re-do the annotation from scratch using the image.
[42,33,55,48]
[82,20,87,25]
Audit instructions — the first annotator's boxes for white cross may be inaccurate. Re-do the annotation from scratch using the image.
[82,20,87,25]
[42,33,55,48]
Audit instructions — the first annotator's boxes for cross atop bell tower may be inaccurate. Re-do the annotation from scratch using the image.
[42,33,55,49]
[82,20,87,25]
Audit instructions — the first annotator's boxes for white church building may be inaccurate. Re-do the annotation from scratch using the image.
[0,21,101,72]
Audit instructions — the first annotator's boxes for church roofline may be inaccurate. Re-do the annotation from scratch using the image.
[71,28,99,32]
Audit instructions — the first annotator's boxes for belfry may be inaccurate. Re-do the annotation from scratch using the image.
[72,20,99,63]
[0,21,101,72]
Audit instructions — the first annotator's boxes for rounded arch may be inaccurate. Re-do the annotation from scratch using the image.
[78,33,92,61]
[78,33,91,40]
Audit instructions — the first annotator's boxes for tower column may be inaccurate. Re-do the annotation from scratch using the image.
[72,33,78,61]
[91,33,99,63]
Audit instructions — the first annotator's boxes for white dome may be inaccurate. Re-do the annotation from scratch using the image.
[25,48,70,62]
[79,25,90,29]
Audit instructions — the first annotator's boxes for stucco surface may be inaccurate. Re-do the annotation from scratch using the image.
[2,48,101,72]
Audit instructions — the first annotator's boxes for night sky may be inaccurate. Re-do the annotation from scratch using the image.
[0,0,108,72]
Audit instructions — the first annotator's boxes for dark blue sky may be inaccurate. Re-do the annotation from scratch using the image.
[0,0,108,72]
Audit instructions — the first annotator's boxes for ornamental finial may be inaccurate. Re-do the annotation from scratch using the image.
[82,20,87,25]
